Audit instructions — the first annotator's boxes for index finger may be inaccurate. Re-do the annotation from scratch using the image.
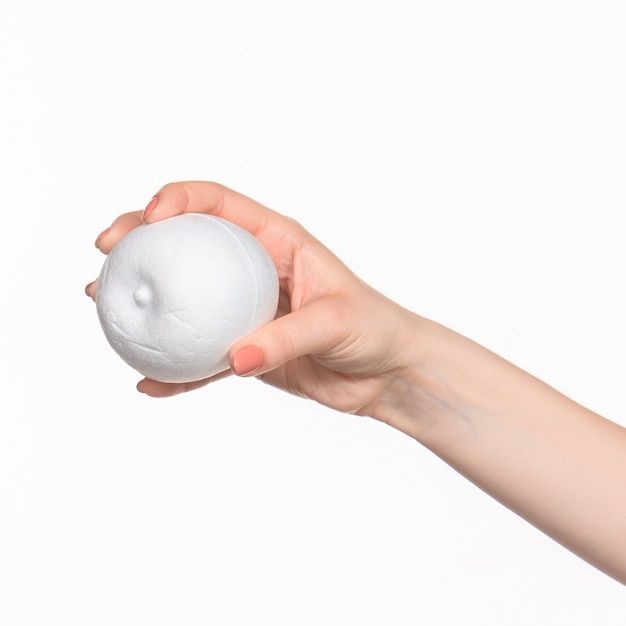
[145,181,287,240]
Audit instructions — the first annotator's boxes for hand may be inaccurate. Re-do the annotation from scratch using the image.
[87,181,428,414]
[86,183,626,584]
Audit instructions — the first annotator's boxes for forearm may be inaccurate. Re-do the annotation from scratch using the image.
[376,317,626,584]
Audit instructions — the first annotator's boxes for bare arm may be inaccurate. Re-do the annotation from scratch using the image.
[87,181,626,584]
[373,317,626,584]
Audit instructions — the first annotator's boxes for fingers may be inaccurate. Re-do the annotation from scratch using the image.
[136,368,232,398]
[145,181,289,238]
[85,278,98,301]
[88,180,339,397]
[94,181,291,257]
[88,211,144,299]
[94,211,144,254]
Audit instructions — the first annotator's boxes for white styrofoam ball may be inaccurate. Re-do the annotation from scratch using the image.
[96,213,279,383]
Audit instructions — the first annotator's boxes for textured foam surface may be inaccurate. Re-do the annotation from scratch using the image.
[96,214,279,382]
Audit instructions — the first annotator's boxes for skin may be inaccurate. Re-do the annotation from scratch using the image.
[86,181,626,585]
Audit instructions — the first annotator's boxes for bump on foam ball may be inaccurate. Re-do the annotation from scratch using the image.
[96,213,279,383]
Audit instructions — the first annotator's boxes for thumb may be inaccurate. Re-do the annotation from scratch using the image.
[229,296,348,377]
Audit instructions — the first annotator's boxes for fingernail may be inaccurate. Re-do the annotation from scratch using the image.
[233,346,264,376]
[142,196,159,220]
[95,227,110,247]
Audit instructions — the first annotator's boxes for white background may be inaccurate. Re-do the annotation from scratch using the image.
[1,0,625,623]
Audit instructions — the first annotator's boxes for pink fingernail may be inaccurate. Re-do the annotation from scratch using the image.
[142,196,159,220]
[233,346,264,376]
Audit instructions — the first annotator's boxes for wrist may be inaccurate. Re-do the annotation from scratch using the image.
[370,317,505,442]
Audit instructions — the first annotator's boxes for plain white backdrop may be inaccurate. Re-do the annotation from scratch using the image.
[1,0,625,623]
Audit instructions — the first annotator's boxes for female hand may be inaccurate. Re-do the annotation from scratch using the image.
[87,181,626,584]
[86,181,428,416]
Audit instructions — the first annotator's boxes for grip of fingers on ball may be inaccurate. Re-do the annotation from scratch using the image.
[95,214,279,383]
